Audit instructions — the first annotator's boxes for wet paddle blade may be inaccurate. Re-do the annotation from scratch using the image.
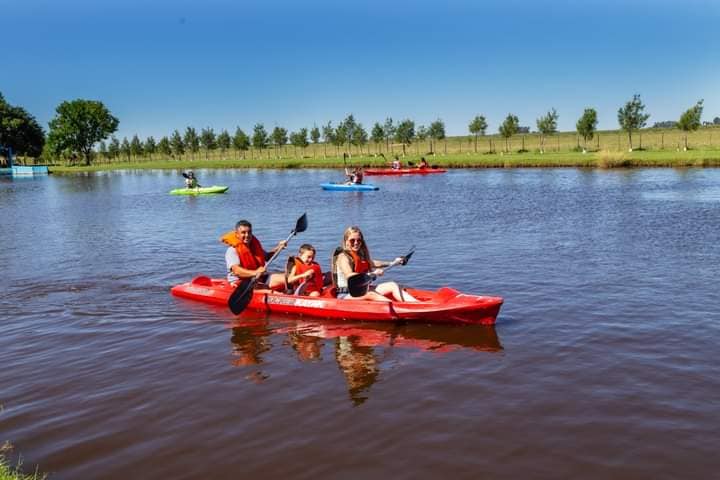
[294,213,308,234]
[347,273,375,298]
[228,278,255,315]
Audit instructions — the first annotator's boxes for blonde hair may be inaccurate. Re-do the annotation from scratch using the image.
[342,226,372,264]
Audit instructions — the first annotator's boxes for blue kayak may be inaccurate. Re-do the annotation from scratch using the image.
[321,182,379,191]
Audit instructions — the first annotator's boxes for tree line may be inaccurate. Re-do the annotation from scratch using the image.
[0,92,712,166]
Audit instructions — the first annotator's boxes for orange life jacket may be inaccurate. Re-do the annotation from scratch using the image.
[348,250,370,274]
[220,231,266,270]
[293,258,324,293]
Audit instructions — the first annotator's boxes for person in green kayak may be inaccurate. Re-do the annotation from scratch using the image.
[184,171,200,189]
[332,226,418,302]
[221,220,288,290]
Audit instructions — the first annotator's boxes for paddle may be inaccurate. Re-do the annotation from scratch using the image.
[228,213,308,315]
[347,246,415,298]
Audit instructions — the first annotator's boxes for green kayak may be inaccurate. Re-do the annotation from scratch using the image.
[169,185,229,195]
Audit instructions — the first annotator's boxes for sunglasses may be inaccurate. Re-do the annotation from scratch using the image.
[348,238,363,244]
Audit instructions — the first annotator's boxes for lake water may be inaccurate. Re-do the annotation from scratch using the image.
[1,168,719,479]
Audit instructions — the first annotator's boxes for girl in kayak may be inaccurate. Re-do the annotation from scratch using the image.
[391,156,402,170]
[286,244,324,297]
[332,226,418,302]
[344,166,364,185]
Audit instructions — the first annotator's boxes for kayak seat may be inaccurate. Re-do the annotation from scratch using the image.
[191,275,213,286]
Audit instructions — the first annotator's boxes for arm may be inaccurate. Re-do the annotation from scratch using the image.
[287,265,314,284]
[226,248,266,279]
[336,253,357,279]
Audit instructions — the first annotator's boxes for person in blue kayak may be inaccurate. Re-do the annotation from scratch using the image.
[184,171,200,189]
[221,220,288,290]
[332,226,418,302]
[344,166,364,185]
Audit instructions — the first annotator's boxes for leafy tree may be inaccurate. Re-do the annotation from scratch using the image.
[157,136,171,157]
[428,119,445,154]
[310,125,321,145]
[499,114,519,152]
[468,115,488,153]
[170,130,185,158]
[0,92,45,158]
[46,99,118,165]
[617,94,650,151]
[108,136,120,160]
[677,99,704,150]
[352,123,368,154]
[270,126,288,158]
[200,127,217,160]
[415,125,428,153]
[332,122,346,156]
[290,128,309,156]
[232,127,250,153]
[321,121,335,156]
[130,135,144,159]
[371,122,384,150]
[536,108,558,153]
[383,117,395,151]
[395,119,415,155]
[217,130,231,154]
[252,123,268,150]
[120,137,131,161]
[714,116,720,125]
[340,114,358,152]
[184,127,200,159]
[145,136,156,159]
[576,108,598,151]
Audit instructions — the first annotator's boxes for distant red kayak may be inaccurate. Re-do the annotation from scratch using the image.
[364,168,447,175]
[171,276,503,325]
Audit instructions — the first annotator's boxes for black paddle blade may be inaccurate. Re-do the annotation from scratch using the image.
[228,278,256,315]
[347,273,375,298]
[400,246,416,265]
[182,172,189,178]
[294,213,308,234]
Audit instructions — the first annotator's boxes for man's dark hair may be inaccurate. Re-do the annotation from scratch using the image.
[235,220,252,230]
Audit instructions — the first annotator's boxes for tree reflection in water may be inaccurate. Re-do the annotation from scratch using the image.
[228,314,502,402]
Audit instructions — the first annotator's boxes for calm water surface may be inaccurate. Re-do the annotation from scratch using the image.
[1,168,719,479]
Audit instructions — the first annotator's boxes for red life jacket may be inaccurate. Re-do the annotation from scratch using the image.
[293,258,324,294]
[348,250,370,274]
[220,230,266,270]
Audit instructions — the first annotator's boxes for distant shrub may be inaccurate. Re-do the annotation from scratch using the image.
[595,150,631,168]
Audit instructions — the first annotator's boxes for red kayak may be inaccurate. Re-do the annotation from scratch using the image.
[364,168,447,175]
[171,276,503,325]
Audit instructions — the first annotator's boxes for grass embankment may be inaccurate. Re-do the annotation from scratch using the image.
[0,444,44,480]
[48,148,720,173]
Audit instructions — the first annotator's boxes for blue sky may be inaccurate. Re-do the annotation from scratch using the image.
[3,0,719,140]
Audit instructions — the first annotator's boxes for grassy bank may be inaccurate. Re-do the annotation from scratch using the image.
[0,446,43,480]
[48,148,720,173]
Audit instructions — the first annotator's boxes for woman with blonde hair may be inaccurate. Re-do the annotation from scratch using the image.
[332,226,418,302]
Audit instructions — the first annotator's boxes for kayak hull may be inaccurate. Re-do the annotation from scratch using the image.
[171,276,503,325]
[321,183,379,191]
[364,168,447,175]
[170,185,229,195]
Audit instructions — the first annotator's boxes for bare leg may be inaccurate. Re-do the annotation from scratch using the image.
[375,281,419,302]
[268,273,287,291]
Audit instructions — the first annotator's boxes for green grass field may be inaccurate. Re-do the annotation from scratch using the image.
[46,125,720,173]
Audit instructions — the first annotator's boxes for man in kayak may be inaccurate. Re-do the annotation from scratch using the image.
[332,226,418,302]
[391,156,402,170]
[184,171,200,188]
[222,220,287,291]
[418,157,429,169]
[286,244,324,297]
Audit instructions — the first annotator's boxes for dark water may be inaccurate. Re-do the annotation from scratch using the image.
[1,168,719,479]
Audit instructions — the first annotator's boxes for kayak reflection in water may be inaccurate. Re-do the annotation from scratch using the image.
[332,226,419,303]
[230,323,272,382]
[335,336,380,406]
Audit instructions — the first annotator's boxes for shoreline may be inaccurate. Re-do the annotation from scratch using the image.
[44,149,720,174]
